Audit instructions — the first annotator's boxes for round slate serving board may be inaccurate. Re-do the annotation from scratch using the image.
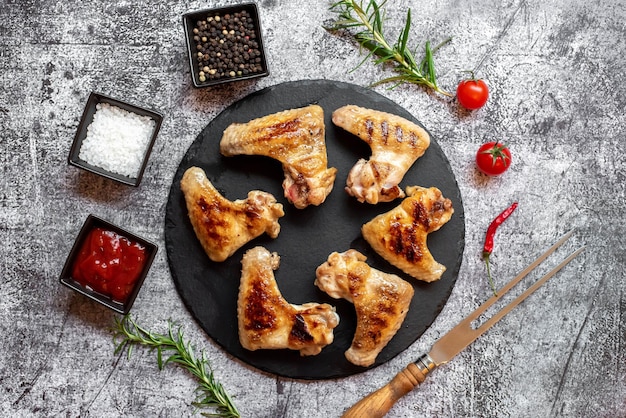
[164,80,465,380]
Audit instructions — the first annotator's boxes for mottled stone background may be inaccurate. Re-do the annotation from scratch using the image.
[1,0,624,417]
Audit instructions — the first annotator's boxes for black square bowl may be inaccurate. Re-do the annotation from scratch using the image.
[60,214,158,314]
[183,3,269,88]
[68,92,164,186]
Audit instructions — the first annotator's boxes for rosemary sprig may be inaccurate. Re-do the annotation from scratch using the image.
[112,315,240,418]
[327,0,452,96]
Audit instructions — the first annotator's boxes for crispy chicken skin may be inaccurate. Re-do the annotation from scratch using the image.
[332,105,430,204]
[362,186,454,282]
[180,166,284,262]
[220,105,337,209]
[315,249,414,367]
[238,246,339,356]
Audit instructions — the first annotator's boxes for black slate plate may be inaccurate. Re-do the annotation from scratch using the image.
[164,80,465,380]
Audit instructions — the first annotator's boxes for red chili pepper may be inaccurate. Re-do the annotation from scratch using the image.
[483,202,518,295]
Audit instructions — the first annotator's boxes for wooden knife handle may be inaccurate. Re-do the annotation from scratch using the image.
[341,363,428,418]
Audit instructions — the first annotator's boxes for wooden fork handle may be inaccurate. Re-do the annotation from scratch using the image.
[341,362,428,418]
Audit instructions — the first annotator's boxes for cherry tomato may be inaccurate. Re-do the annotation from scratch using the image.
[457,78,489,110]
[476,142,511,176]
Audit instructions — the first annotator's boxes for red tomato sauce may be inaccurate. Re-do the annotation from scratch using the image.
[71,227,146,303]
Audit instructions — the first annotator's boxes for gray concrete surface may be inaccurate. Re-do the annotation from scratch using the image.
[1,0,625,417]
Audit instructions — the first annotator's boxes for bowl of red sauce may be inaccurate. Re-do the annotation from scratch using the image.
[60,214,158,314]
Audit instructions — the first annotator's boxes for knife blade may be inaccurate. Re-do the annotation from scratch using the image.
[341,230,585,418]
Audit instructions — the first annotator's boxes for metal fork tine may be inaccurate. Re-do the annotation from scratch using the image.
[466,229,575,324]
[429,230,582,365]
[478,246,585,333]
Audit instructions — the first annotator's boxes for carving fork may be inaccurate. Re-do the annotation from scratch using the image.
[342,230,585,418]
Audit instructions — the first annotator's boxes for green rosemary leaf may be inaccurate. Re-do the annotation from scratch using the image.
[112,315,241,418]
[398,8,411,55]
[372,1,384,34]
[126,344,134,359]
[327,0,452,96]
[156,346,163,370]
[425,41,436,85]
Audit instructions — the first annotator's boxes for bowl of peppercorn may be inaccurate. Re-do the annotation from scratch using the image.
[59,214,158,314]
[183,3,269,88]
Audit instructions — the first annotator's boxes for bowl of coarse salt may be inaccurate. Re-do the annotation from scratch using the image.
[68,92,164,186]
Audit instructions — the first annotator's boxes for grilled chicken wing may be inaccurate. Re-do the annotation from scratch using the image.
[238,246,339,356]
[332,105,430,204]
[362,186,453,282]
[220,105,337,209]
[315,249,414,367]
[181,166,284,262]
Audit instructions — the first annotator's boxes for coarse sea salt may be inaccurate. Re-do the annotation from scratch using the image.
[79,103,156,179]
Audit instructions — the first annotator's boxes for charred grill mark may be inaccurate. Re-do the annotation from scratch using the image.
[404,237,424,262]
[290,314,314,343]
[412,201,430,229]
[197,194,264,242]
[376,302,394,317]
[366,327,383,345]
[197,196,211,213]
[362,298,395,346]
[197,196,229,240]
[388,220,424,262]
[365,118,374,144]
[395,125,404,143]
[369,314,389,331]
[235,118,303,159]
[378,284,400,309]
[244,278,278,332]
[380,120,389,145]
[261,119,301,140]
